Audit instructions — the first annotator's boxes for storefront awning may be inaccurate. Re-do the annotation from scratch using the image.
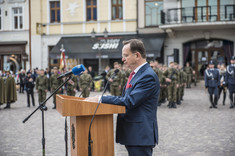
[49,34,165,59]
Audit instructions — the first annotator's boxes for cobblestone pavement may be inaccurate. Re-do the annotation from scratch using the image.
[0,81,235,156]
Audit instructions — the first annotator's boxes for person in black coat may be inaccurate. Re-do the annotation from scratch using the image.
[24,72,35,107]
[19,69,26,93]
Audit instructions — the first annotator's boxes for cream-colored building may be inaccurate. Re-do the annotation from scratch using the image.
[31,0,138,73]
[0,0,30,73]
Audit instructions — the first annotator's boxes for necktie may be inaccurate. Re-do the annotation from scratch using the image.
[126,71,135,89]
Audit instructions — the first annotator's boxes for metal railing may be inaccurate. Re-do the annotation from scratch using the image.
[161,5,235,25]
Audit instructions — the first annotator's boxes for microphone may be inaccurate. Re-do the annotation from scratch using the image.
[57,64,85,79]
[108,69,119,80]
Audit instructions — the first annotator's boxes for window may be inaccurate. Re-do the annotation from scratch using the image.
[112,0,123,19]
[86,0,97,21]
[145,0,163,27]
[13,7,23,30]
[50,1,60,23]
[0,8,2,30]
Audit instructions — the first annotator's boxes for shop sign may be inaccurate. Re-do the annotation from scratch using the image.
[92,39,120,50]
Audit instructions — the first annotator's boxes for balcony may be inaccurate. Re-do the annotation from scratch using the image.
[160,5,235,30]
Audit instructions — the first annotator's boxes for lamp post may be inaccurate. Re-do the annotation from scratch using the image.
[91,28,108,75]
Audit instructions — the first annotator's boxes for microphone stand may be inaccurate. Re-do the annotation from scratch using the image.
[23,76,72,156]
[88,70,118,156]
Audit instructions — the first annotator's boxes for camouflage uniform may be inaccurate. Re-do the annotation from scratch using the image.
[67,75,78,96]
[153,67,164,105]
[50,73,63,108]
[106,69,123,96]
[78,73,92,98]
[184,66,193,88]
[192,72,197,86]
[164,67,179,108]
[36,75,48,104]
[177,69,186,104]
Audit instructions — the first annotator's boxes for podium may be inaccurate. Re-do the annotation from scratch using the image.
[56,95,125,156]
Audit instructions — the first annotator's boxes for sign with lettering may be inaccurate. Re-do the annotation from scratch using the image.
[92,39,120,50]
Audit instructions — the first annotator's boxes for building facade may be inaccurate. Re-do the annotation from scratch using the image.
[31,0,138,74]
[0,0,29,73]
[160,0,235,77]
[137,0,165,63]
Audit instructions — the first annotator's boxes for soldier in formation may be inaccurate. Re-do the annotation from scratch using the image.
[106,62,123,96]
[0,71,17,109]
[184,62,193,88]
[50,67,63,109]
[66,68,78,96]
[204,60,220,109]
[78,68,93,98]
[164,62,179,108]
[36,69,48,105]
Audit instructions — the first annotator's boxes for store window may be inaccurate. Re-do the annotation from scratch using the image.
[145,0,163,27]
[50,1,60,23]
[13,7,23,30]
[112,0,123,20]
[87,0,97,21]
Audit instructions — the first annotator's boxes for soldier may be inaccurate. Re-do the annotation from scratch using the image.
[50,67,63,109]
[164,62,179,108]
[0,72,4,108]
[151,61,164,106]
[24,72,35,107]
[119,64,126,91]
[161,65,168,103]
[106,62,123,96]
[78,68,93,98]
[177,65,186,104]
[36,69,48,105]
[184,62,193,88]
[67,68,78,96]
[204,60,220,109]
[3,71,17,109]
[225,56,235,109]
[192,70,197,86]
[218,64,227,105]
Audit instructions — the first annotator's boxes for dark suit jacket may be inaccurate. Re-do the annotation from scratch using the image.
[102,63,160,146]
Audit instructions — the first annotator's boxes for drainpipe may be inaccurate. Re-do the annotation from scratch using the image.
[29,0,32,69]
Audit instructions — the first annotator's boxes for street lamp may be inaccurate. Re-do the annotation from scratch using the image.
[91,28,108,75]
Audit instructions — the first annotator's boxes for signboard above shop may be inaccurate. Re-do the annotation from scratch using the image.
[49,34,165,59]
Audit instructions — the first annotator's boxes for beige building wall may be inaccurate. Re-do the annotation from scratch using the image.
[31,0,137,68]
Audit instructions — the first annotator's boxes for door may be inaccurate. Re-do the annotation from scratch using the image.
[195,48,224,78]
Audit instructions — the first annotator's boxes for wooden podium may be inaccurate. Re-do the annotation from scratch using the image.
[56,95,125,156]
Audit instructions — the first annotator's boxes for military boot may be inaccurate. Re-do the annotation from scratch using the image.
[4,103,10,109]
[230,94,234,109]
[213,96,218,108]
[223,92,226,105]
[172,102,177,108]
[167,102,172,108]
[209,95,213,109]
[52,104,56,109]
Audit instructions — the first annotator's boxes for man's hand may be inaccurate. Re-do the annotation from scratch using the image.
[109,79,113,82]
[84,96,100,103]
[165,78,171,82]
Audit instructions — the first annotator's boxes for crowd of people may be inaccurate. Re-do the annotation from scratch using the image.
[204,56,235,109]
[0,60,200,110]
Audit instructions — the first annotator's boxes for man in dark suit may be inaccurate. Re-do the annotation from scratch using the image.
[86,39,160,156]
